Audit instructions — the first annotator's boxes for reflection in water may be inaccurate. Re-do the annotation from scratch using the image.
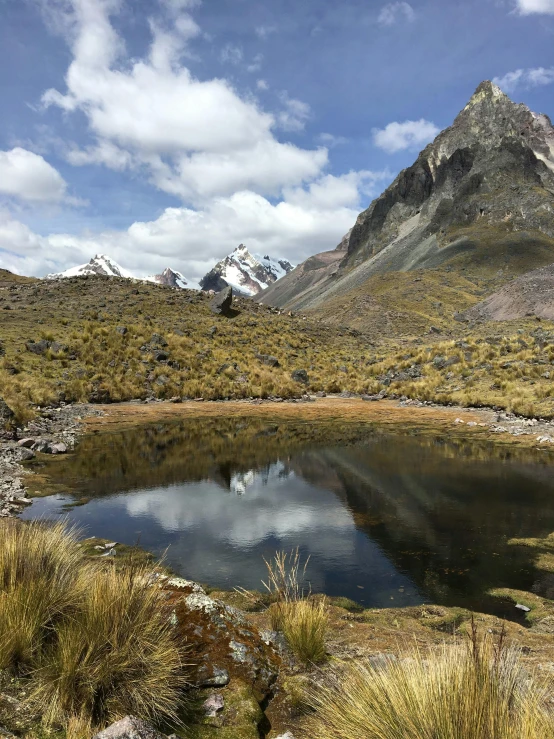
[24,417,554,611]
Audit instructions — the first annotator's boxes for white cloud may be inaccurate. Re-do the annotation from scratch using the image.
[256,79,269,91]
[255,25,276,40]
[277,93,311,132]
[378,1,416,25]
[372,119,439,153]
[220,43,243,66]
[0,148,67,202]
[317,132,349,147]
[514,0,554,14]
[0,168,388,280]
[493,66,554,92]
[41,0,324,203]
[246,53,263,73]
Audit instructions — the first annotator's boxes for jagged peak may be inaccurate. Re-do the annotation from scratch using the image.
[463,80,510,111]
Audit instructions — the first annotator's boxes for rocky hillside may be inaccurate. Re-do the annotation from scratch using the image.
[145,267,192,289]
[463,263,554,322]
[199,244,294,296]
[258,82,554,333]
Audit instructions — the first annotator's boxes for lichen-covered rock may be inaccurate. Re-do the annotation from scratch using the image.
[167,583,279,702]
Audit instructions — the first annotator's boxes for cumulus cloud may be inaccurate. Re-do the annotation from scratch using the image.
[372,119,439,153]
[256,79,269,91]
[41,0,325,203]
[493,66,554,92]
[514,0,554,14]
[378,1,416,25]
[0,148,67,202]
[0,167,389,280]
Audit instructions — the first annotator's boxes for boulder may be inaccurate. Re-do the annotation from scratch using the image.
[291,369,309,384]
[256,354,280,367]
[92,716,167,739]
[210,286,233,316]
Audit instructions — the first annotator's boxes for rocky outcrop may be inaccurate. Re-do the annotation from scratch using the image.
[210,287,233,316]
[257,82,554,312]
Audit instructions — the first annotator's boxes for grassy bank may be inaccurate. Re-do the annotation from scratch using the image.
[2,273,554,425]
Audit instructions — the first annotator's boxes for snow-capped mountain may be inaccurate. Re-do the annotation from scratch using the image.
[144,267,194,289]
[46,254,135,280]
[199,245,294,296]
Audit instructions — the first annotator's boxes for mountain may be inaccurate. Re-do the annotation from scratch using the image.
[144,267,193,290]
[199,244,294,296]
[47,254,136,280]
[258,81,554,333]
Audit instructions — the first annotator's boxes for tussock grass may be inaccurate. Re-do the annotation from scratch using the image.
[305,629,554,739]
[0,519,82,669]
[262,549,329,664]
[34,563,187,727]
[278,598,329,665]
[0,520,187,731]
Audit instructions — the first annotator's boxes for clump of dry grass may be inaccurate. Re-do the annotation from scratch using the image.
[0,520,187,732]
[304,627,554,738]
[262,549,328,664]
[279,598,329,665]
[0,519,83,670]
[33,562,187,728]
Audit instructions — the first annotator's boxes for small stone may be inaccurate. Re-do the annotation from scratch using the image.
[116,326,128,335]
[203,693,224,717]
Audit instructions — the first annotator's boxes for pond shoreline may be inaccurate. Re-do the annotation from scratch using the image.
[4,395,554,519]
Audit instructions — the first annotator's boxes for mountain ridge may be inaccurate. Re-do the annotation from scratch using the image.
[258,81,554,324]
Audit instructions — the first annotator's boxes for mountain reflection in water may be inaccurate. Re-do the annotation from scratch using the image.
[24,417,554,612]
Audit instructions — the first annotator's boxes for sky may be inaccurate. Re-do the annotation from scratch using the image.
[0,0,554,282]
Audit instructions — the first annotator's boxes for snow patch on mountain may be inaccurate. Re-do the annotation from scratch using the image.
[47,254,135,280]
[199,245,294,296]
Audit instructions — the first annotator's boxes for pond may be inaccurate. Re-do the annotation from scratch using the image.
[23,415,554,615]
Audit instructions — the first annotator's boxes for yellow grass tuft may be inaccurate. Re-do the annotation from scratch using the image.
[304,630,554,738]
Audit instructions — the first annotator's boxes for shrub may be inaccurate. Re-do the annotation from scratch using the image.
[304,630,554,738]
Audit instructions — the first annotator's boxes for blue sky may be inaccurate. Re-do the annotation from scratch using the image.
[0,0,553,281]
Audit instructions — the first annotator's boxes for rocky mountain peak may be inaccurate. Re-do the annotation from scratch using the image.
[199,245,294,296]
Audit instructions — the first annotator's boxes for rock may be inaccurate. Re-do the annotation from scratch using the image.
[150,334,168,347]
[203,693,225,717]
[50,442,67,454]
[18,448,35,461]
[153,350,169,362]
[0,398,14,428]
[291,369,309,384]
[197,666,230,688]
[210,286,233,316]
[516,603,531,613]
[116,326,128,335]
[256,354,280,367]
[92,716,167,739]
[275,733,296,739]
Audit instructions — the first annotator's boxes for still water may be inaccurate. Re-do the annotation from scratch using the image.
[23,416,554,614]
